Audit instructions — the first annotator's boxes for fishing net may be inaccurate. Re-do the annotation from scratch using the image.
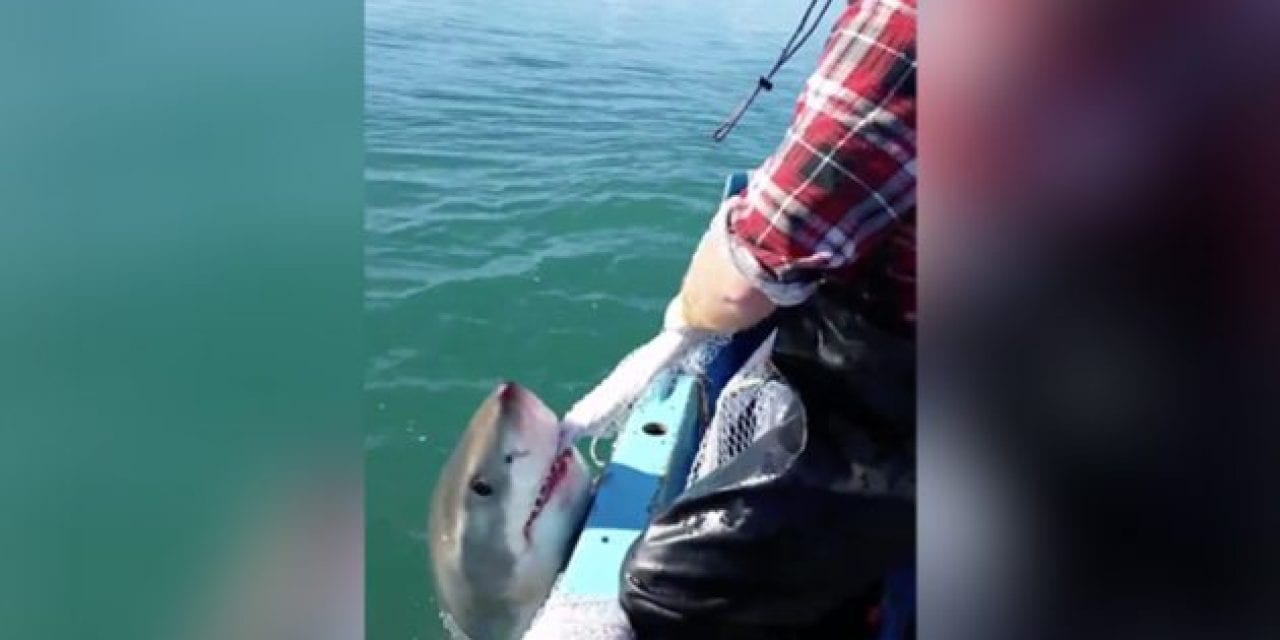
[686,330,800,487]
[521,593,635,640]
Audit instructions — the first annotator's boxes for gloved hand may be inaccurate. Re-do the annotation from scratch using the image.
[560,298,708,442]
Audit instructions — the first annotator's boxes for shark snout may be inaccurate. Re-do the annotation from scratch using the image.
[494,381,557,434]
[497,379,518,400]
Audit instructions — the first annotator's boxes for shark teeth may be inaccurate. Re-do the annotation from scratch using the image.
[523,448,574,541]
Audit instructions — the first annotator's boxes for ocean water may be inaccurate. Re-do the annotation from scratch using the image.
[365,0,836,637]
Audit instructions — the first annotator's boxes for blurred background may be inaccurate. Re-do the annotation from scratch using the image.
[1,1,362,639]
[922,0,1279,638]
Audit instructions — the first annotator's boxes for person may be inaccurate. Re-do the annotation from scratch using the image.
[618,1,917,638]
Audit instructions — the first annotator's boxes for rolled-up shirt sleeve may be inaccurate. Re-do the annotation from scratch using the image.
[722,0,917,306]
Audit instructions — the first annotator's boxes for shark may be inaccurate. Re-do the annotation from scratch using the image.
[428,381,593,640]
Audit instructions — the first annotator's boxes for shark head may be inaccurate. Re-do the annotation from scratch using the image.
[428,381,592,640]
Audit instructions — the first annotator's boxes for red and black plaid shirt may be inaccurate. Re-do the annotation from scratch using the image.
[719,0,916,329]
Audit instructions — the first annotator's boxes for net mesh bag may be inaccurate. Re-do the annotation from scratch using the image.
[521,592,635,640]
[686,336,799,487]
[686,330,799,486]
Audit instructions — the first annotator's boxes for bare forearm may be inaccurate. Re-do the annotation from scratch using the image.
[676,221,775,334]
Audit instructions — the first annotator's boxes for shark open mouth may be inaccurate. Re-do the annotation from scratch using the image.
[522,447,575,541]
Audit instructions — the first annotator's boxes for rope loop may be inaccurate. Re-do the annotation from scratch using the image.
[711,0,835,142]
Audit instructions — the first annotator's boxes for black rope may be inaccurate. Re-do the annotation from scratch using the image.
[711,0,836,142]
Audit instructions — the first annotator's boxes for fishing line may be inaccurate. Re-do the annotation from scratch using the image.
[588,433,610,469]
[711,0,836,142]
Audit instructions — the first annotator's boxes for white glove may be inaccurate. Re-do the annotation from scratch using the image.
[560,296,711,441]
[560,206,735,441]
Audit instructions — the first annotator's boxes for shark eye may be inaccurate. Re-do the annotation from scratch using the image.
[503,454,513,464]
[469,478,493,497]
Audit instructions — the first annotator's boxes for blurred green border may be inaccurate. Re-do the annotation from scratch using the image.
[0,2,363,639]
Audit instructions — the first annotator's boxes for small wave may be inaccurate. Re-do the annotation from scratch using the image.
[364,377,495,393]
[494,54,571,70]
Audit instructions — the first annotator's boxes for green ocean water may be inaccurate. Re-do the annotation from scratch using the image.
[365,1,836,637]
